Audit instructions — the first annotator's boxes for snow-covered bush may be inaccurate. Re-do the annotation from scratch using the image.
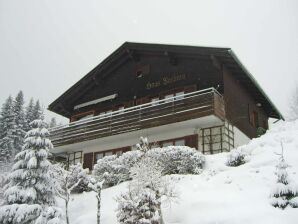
[226,148,247,167]
[68,163,91,193]
[147,146,205,175]
[93,146,204,188]
[270,155,298,209]
[36,206,65,224]
[93,151,143,187]
[117,187,160,224]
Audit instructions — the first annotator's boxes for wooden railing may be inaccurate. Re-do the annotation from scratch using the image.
[50,88,225,147]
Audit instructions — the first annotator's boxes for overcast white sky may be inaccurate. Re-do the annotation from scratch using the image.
[0,0,297,122]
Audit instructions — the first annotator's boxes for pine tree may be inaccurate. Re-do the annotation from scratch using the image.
[0,120,60,224]
[49,117,57,128]
[270,143,298,209]
[32,100,43,120]
[0,96,15,162]
[12,91,26,154]
[25,98,35,132]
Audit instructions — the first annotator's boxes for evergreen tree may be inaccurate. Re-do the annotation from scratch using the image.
[0,120,60,224]
[270,143,298,209]
[0,96,15,162]
[49,117,57,128]
[12,91,26,154]
[25,98,35,132]
[32,100,43,120]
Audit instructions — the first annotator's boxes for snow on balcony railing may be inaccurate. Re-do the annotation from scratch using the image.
[49,87,224,147]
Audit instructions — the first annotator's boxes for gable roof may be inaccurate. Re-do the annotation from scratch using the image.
[48,42,284,120]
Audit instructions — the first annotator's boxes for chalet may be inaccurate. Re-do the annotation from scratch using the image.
[48,42,283,170]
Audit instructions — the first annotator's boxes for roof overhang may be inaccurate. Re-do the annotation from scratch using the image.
[48,42,284,120]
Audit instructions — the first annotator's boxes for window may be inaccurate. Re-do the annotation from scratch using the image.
[68,151,82,166]
[116,150,123,156]
[105,151,113,156]
[175,139,185,146]
[252,111,259,128]
[151,97,160,105]
[72,111,94,122]
[161,138,185,147]
[99,110,113,117]
[78,114,93,121]
[175,91,185,100]
[96,153,103,161]
[162,141,173,147]
[164,94,174,102]
[117,106,125,114]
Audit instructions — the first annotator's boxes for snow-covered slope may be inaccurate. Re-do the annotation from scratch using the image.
[67,120,298,224]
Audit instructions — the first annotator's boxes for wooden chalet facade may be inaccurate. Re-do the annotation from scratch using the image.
[48,42,283,170]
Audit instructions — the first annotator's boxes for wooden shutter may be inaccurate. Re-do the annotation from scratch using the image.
[185,134,198,149]
[83,152,94,170]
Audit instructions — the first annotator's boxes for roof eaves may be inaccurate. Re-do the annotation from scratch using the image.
[228,49,284,120]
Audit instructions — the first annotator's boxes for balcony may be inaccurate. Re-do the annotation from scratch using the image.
[49,88,225,147]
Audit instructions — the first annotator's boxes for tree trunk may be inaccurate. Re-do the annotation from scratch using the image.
[97,190,101,224]
[158,206,165,224]
[65,197,69,224]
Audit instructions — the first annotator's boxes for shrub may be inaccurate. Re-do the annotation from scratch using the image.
[68,163,91,193]
[226,148,246,167]
[93,146,205,187]
[93,151,143,187]
[147,146,205,175]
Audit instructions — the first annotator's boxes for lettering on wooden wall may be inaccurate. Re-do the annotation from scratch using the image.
[146,74,186,90]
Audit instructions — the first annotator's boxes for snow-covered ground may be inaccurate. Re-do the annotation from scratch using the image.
[66,120,298,224]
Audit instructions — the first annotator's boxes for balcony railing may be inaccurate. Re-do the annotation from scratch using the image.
[50,88,225,147]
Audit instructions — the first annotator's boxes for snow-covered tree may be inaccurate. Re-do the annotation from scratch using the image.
[52,163,87,224]
[35,206,65,224]
[25,98,35,132]
[270,144,298,209]
[0,96,15,162]
[116,137,176,224]
[88,178,104,224]
[67,163,90,193]
[12,91,26,154]
[32,100,43,121]
[49,117,57,128]
[288,85,298,121]
[0,119,61,224]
